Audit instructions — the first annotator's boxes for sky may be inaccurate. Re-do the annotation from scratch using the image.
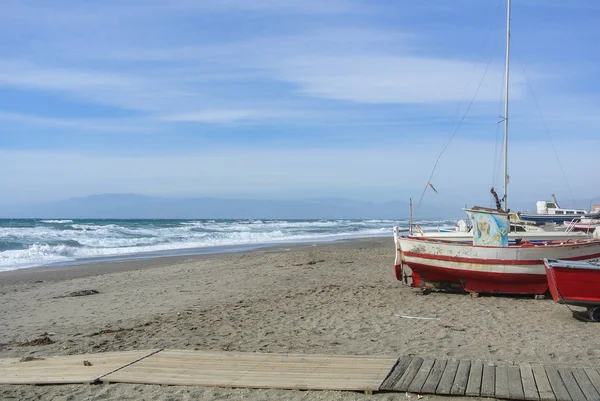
[2,0,600,213]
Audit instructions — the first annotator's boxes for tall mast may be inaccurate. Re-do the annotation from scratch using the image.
[503,0,511,211]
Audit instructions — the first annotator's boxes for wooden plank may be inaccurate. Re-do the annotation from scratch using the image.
[421,359,447,394]
[407,358,435,394]
[585,368,600,395]
[509,364,525,400]
[0,349,161,385]
[496,363,511,400]
[451,359,471,395]
[533,364,557,401]
[481,361,496,398]
[393,357,424,391]
[102,349,397,391]
[558,367,587,401]
[572,368,600,401]
[546,365,572,401]
[435,359,459,395]
[465,360,483,397]
[520,363,540,401]
[380,356,413,390]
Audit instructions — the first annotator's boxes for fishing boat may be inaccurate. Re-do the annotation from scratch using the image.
[562,207,600,231]
[519,198,587,224]
[544,259,600,321]
[392,0,600,295]
[563,219,600,232]
[394,210,600,295]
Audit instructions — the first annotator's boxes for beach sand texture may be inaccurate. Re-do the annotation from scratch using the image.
[1,237,598,400]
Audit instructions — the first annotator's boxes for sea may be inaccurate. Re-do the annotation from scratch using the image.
[0,218,456,272]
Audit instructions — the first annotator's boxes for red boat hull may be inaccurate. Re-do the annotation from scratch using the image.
[544,260,600,307]
[395,262,548,294]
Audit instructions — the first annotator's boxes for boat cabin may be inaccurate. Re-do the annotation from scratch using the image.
[535,201,586,216]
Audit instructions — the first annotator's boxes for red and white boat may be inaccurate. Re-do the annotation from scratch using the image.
[393,208,600,295]
[544,259,600,321]
[563,218,600,232]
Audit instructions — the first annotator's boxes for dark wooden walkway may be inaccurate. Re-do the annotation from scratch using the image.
[381,356,600,401]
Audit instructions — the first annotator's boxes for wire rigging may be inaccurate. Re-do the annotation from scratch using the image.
[416,1,504,214]
[514,50,578,208]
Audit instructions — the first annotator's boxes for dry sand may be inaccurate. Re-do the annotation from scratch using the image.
[1,237,598,400]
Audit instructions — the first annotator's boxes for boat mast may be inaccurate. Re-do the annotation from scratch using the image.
[503,0,511,211]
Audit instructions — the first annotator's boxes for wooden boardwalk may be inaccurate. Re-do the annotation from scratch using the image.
[0,349,161,384]
[381,356,600,401]
[101,349,397,391]
[1,350,599,400]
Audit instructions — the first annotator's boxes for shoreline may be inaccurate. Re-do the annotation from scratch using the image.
[0,233,395,277]
[0,236,389,285]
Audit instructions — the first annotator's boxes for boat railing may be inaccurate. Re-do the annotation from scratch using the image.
[564,218,578,233]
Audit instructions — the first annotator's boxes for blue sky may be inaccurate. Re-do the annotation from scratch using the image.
[2,0,600,212]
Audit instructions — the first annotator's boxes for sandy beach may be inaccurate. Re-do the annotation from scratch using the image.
[1,237,598,400]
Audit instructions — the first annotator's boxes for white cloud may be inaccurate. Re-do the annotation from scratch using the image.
[160,109,269,124]
[0,112,148,132]
[276,55,513,104]
[0,60,181,112]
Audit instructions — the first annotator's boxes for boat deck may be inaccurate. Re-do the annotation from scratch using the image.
[1,349,599,401]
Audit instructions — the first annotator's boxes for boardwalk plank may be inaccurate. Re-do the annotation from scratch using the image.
[465,360,483,397]
[421,359,447,394]
[436,359,459,395]
[558,367,586,401]
[102,350,396,391]
[393,357,424,391]
[380,356,412,390]
[585,368,600,395]
[451,360,471,396]
[520,363,540,401]
[572,368,600,401]
[509,364,525,400]
[546,366,572,401]
[0,349,161,385]
[533,364,557,401]
[407,358,435,394]
[481,361,496,398]
[496,363,511,400]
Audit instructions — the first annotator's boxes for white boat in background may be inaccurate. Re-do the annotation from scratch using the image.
[519,198,587,224]
[564,219,600,232]
[392,0,600,295]
[562,204,600,232]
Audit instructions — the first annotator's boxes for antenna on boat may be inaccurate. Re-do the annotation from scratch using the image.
[409,198,413,235]
[502,0,512,212]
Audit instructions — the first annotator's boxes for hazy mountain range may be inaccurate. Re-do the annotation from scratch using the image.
[3,193,598,220]
[1,194,461,220]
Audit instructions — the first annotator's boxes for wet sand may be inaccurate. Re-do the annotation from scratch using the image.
[1,237,598,400]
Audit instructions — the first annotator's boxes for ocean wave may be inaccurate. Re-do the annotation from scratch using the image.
[0,218,449,271]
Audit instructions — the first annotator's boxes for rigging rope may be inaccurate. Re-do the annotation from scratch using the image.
[416,1,504,214]
[514,50,578,208]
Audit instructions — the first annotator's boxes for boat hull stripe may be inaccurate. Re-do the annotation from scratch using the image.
[403,251,600,265]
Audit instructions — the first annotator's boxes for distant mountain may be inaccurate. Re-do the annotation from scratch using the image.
[1,194,459,220]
